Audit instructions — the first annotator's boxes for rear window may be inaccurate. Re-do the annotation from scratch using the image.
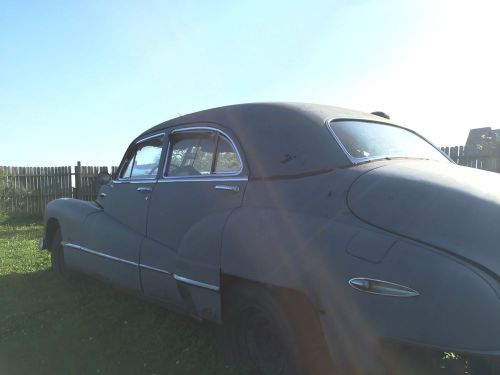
[329,120,449,162]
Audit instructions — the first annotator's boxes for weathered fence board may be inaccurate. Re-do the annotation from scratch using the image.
[441,145,500,173]
[0,163,117,216]
[2,144,500,217]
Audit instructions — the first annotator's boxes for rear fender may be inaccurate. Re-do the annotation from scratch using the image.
[220,207,363,305]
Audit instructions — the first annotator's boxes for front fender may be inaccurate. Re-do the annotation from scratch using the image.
[43,198,102,246]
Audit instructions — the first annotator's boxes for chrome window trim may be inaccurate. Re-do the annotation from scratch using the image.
[325,118,451,165]
[163,126,244,178]
[116,132,165,182]
[111,179,157,185]
[158,176,248,183]
[136,132,165,144]
[325,119,369,165]
[173,274,220,291]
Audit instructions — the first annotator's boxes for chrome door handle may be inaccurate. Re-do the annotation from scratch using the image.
[215,185,240,192]
[99,193,107,198]
[136,186,153,193]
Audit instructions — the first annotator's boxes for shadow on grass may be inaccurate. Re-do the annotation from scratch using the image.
[0,269,247,375]
[1,267,497,374]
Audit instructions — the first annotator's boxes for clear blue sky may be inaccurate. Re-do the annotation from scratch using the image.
[2,0,499,167]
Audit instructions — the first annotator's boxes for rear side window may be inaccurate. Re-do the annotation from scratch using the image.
[166,130,242,177]
[215,136,241,173]
[120,136,164,179]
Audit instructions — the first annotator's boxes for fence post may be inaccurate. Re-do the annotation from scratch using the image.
[458,146,465,165]
[74,161,81,199]
[496,148,500,173]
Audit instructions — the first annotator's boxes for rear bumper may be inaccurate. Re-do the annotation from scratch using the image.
[380,339,500,374]
[319,315,500,374]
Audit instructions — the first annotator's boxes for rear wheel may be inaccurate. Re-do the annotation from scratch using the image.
[223,285,331,375]
[50,228,70,278]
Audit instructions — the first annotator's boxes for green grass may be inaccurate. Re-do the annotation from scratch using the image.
[2,219,494,375]
[0,219,247,375]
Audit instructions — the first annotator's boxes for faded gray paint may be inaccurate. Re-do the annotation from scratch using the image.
[42,103,500,371]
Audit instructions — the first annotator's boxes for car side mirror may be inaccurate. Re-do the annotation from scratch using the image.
[97,171,112,185]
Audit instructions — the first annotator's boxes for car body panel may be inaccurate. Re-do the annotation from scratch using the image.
[348,159,500,277]
[44,198,101,246]
[71,211,142,291]
[41,103,500,370]
[144,178,247,321]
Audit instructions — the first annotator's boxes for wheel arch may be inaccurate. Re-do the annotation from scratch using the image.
[221,273,315,305]
[220,273,334,372]
[44,218,60,251]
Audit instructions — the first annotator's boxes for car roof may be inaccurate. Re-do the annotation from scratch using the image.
[141,102,389,135]
[139,102,393,178]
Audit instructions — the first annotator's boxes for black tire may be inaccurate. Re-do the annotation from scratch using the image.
[50,228,70,278]
[223,285,331,375]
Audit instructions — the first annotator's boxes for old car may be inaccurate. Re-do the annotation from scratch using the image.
[41,103,500,374]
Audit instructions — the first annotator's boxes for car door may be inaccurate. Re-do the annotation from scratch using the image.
[142,125,247,321]
[68,133,165,292]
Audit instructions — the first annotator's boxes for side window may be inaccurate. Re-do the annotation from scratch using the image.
[167,133,216,176]
[215,136,242,174]
[166,130,242,177]
[119,136,163,179]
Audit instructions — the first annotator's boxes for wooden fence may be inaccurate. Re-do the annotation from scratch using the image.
[0,163,118,216]
[440,146,500,172]
[2,145,500,217]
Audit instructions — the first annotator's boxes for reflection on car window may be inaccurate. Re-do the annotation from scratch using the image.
[166,130,242,177]
[120,137,163,179]
[330,121,449,162]
[168,133,216,176]
[215,136,241,173]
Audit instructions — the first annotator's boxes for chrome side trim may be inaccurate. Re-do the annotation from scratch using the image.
[174,274,220,291]
[165,126,244,177]
[159,176,248,183]
[139,264,172,275]
[63,242,138,267]
[65,242,175,275]
[63,243,219,292]
[348,277,420,297]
